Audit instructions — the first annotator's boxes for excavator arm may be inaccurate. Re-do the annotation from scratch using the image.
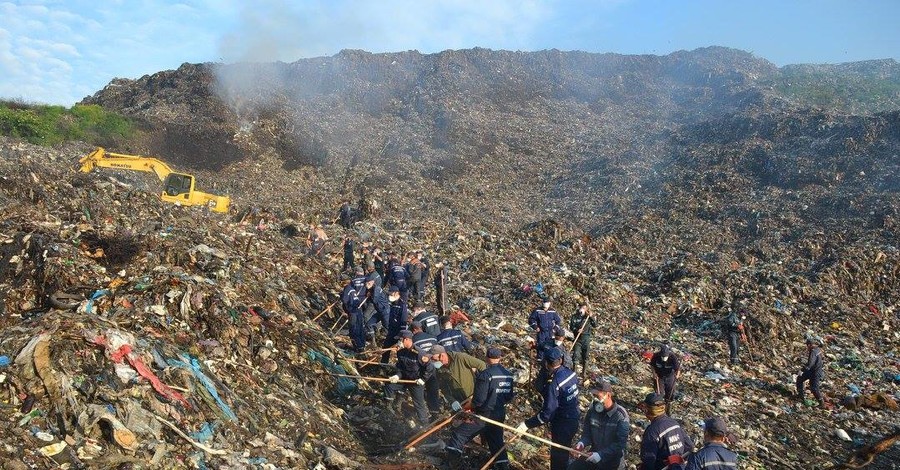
[79,148,173,181]
[79,147,231,213]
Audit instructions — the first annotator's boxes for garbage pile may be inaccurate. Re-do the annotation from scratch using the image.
[1,47,898,469]
[1,130,897,469]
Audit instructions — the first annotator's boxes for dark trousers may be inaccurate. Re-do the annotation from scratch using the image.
[445,416,508,466]
[572,337,590,372]
[796,370,823,401]
[727,331,740,362]
[381,333,398,364]
[425,375,442,413]
[660,375,676,401]
[384,382,429,423]
[349,310,365,351]
[409,281,423,302]
[550,418,578,470]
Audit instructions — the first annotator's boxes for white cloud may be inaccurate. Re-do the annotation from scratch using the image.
[0,0,228,105]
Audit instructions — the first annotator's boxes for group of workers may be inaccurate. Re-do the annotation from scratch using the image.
[329,220,824,470]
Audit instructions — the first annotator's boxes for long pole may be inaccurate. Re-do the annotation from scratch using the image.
[744,325,757,362]
[403,397,471,449]
[342,357,386,368]
[329,373,416,384]
[404,412,460,449]
[312,301,338,322]
[470,415,591,458]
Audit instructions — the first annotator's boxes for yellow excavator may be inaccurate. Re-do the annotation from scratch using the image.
[78,147,231,213]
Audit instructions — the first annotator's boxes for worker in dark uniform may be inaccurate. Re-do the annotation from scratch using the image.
[796,337,826,407]
[519,347,581,470]
[723,308,745,364]
[437,316,475,354]
[529,299,562,361]
[411,301,441,336]
[537,329,573,371]
[343,282,366,353]
[338,200,352,229]
[649,345,681,405]
[385,330,433,426]
[445,347,515,470]
[411,321,438,354]
[411,322,444,416]
[342,236,355,272]
[569,304,597,375]
[570,379,630,470]
[387,254,409,303]
[406,252,424,303]
[685,416,739,470]
[364,277,390,339]
[381,287,407,364]
[350,265,367,293]
[638,393,693,470]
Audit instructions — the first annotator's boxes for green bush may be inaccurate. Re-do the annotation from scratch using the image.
[0,101,135,146]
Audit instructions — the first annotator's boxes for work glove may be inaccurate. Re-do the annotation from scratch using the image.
[451,401,463,412]
[388,375,400,384]
[738,324,745,332]
[666,454,685,465]
[515,422,528,433]
[587,452,602,463]
[415,378,425,386]
[570,441,585,458]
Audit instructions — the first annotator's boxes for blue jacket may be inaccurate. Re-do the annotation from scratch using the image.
[685,442,738,470]
[640,415,694,470]
[412,332,438,354]
[412,310,441,336]
[437,328,474,353]
[525,365,580,428]
[650,352,681,379]
[395,347,435,381]
[351,274,367,292]
[389,263,408,290]
[387,299,408,334]
[472,363,515,420]
[528,308,561,344]
[341,282,365,314]
[369,285,391,323]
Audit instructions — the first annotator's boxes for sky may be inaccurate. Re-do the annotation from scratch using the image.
[1,0,898,106]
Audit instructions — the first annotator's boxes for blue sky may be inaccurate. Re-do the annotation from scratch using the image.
[1,0,898,105]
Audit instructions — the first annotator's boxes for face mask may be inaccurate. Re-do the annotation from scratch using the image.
[397,341,404,349]
[592,399,604,412]
[662,356,670,361]
[555,340,563,346]
[432,361,443,369]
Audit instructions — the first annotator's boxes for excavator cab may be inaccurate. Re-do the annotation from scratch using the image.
[163,173,194,199]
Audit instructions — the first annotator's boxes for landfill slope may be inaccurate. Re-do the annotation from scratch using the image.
[0,47,897,469]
